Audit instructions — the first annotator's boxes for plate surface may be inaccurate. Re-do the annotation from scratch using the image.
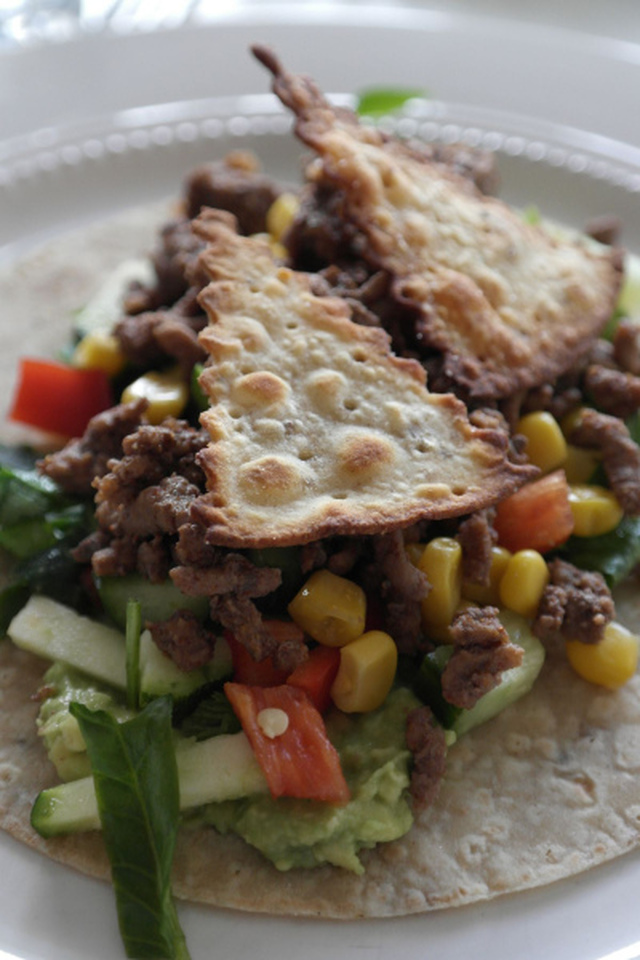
[2,7,640,960]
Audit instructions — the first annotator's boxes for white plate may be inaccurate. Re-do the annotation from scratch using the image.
[2,7,640,960]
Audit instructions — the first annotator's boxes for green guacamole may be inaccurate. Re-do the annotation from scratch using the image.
[37,663,131,781]
[194,686,419,874]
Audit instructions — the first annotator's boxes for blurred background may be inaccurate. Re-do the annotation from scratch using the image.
[1,0,640,46]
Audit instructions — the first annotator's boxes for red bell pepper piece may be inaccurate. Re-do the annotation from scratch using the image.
[286,645,340,713]
[9,357,113,439]
[224,682,350,804]
[494,469,575,554]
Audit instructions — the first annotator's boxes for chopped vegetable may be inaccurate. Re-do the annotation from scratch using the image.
[286,645,340,713]
[498,549,550,619]
[566,622,640,689]
[330,630,398,714]
[225,682,350,803]
[121,367,189,424]
[568,484,624,537]
[493,470,575,554]
[71,698,191,960]
[288,570,366,647]
[516,411,567,473]
[125,600,142,711]
[9,357,112,438]
[558,514,640,586]
[417,537,462,631]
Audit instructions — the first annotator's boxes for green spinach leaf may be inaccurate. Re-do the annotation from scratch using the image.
[71,697,191,960]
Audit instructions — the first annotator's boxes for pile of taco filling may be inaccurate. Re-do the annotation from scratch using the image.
[6,49,640,865]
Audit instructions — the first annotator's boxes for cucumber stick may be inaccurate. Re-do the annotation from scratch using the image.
[31,730,268,837]
[9,596,127,689]
[7,595,232,701]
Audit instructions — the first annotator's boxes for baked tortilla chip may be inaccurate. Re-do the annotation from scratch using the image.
[193,209,533,549]
[254,46,623,400]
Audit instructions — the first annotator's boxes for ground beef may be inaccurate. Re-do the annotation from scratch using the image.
[456,510,497,585]
[583,364,640,419]
[405,705,447,806]
[115,287,208,370]
[184,151,284,234]
[38,400,147,496]
[366,531,431,655]
[441,606,523,709]
[171,552,282,600]
[72,419,209,579]
[148,610,217,672]
[533,558,614,644]
[207,593,307,671]
[613,317,640,375]
[568,407,640,514]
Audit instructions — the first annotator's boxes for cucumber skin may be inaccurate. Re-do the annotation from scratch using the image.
[8,595,231,705]
[96,574,209,631]
[31,731,268,838]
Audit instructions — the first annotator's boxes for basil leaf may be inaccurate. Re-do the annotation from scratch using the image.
[70,698,191,960]
[356,86,426,117]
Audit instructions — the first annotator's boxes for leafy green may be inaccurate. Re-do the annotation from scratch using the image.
[557,515,640,587]
[179,689,241,741]
[356,86,426,117]
[71,698,191,960]
[0,502,90,559]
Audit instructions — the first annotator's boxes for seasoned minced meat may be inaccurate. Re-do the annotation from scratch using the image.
[456,510,497,585]
[442,606,523,710]
[149,610,218,672]
[568,407,640,514]
[406,705,447,806]
[39,400,147,496]
[184,151,283,235]
[534,558,614,645]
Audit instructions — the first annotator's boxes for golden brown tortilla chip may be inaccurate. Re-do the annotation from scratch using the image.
[254,46,623,400]
[193,209,534,549]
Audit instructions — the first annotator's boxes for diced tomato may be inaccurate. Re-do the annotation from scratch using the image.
[225,620,305,687]
[493,469,575,554]
[287,645,340,713]
[225,682,350,804]
[9,358,113,439]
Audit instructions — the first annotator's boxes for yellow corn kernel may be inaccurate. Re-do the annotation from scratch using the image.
[331,630,398,713]
[568,484,624,537]
[266,192,300,242]
[563,444,600,484]
[287,570,366,647]
[566,621,639,689]
[498,549,549,619]
[121,368,189,425]
[516,411,567,473]
[72,330,125,377]
[418,537,462,630]
[462,545,512,606]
